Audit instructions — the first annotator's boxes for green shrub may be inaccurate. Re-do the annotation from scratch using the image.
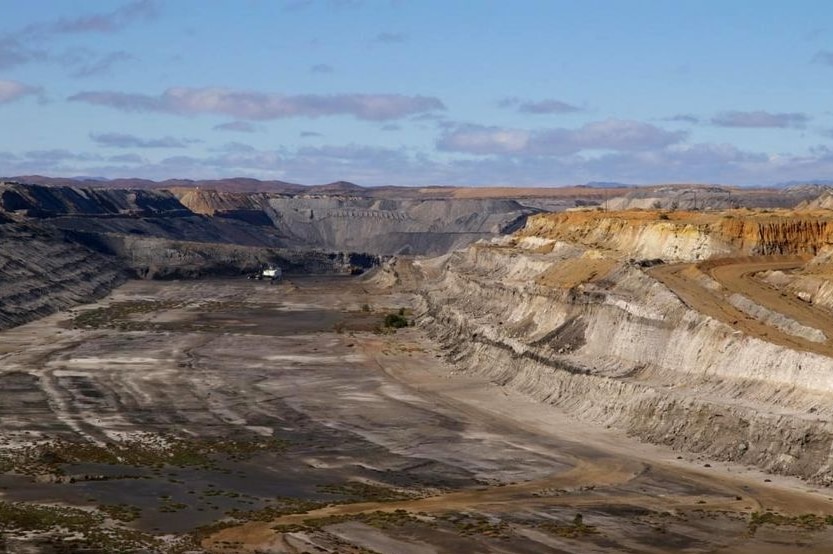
[383,313,409,329]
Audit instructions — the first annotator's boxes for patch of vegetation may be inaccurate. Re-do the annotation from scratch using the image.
[272,509,421,534]
[160,500,188,513]
[98,503,141,522]
[317,481,414,502]
[383,308,411,330]
[0,434,287,476]
[437,512,511,538]
[0,502,98,532]
[196,496,328,538]
[748,511,833,535]
[0,501,197,552]
[384,313,409,329]
[72,300,182,331]
[538,513,599,539]
[202,482,423,538]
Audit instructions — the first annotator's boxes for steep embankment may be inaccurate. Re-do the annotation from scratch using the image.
[175,188,535,255]
[606,184,824,211]
[419,212,833,483]
[520,210,833,260]
[0,182,188,216]
[0,223,125,330]
[0,182,291,249]
[0,183,384,328]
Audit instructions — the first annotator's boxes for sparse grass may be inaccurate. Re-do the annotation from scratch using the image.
[72,300,182,331]
[538,513,599,539]
[748,511,833,535]
[317,481,415,502]
[271,509,421,534]
[0,501,197,552]
[160,500,188,513]
[438,512,511,538]
[0,434,287,476]
[195,496,328,538]
[98,503,142,522]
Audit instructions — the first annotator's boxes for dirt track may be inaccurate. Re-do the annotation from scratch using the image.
[650,255,833,357]
[204,327,833,554]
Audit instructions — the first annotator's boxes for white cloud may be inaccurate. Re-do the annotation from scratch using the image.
[69,87,445,121]
[90,132,196,148]
[711,110,809,128]
[500,97,582,114]
[438,119,686,156]
[0,80,41,103]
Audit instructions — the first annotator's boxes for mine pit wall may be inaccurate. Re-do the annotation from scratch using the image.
[0,221,380,331]
[715,218,833,256]
[0,223,126,331]
[418,244,833,483]
[521,213,833,261]
[65,231,382,280]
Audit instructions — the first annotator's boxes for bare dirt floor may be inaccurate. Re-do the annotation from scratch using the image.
[2,276,833,553]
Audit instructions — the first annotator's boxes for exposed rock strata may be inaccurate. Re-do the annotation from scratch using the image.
[176,188,537,255]
[0,224,125,330]
[521,211,833,261]
[418,237,833,483]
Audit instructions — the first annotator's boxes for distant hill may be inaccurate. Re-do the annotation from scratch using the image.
[5,175,306,194]
[306,181,366,194]
[776,180,833,188]
[582,181,633,189]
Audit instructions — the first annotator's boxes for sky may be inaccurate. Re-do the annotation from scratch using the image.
[1,0,832,186]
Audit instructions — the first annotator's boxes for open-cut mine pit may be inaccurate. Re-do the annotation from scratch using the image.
[4,181,833,553]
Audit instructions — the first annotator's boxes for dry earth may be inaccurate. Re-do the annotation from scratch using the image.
[2,275,833,552]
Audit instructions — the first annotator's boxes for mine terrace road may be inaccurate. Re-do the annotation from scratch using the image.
[649,255,833,358]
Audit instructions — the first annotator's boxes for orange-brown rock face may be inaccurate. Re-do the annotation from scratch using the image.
[518,210,833,260]
[172,188,264,215]
[715,218,833,255]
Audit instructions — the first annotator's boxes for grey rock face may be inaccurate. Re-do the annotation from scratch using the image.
[418,244,833,484]
[0,224,125,330]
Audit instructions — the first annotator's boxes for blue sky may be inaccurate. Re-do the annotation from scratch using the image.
[1,0,832,186]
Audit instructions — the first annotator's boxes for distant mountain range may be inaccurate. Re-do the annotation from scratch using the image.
[581,181,633,189]
[3,175,346,194]
[776,180,833,188]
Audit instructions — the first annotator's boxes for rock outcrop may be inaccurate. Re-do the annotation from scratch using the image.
[174,188,536,255]
[521,210,833,261]
[0,223,125,330]
[418,214,833,483]
[0,181,538,330]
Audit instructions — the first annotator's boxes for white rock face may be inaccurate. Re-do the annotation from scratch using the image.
[419,243,833,483]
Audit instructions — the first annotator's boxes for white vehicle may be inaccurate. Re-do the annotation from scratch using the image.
[262,266,281,280]
[248,265,282,282]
